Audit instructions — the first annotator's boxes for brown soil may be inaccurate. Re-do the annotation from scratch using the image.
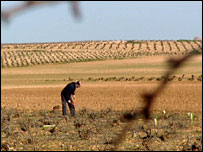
[1,81,202,113]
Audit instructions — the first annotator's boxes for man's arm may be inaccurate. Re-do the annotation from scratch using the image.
[72,84,76,99]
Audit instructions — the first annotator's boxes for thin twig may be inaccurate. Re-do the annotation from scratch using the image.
[1,1,81,23]
[111,50,201,151]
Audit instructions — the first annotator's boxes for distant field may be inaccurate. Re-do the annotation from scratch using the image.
[1,40,202,151]
[1,54,202,112]
[1,55,202,88]
[1,40,202,68]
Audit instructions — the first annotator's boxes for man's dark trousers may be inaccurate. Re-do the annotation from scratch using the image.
[61,94,75,116]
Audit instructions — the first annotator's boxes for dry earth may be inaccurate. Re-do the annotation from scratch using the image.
[1,41,202,151]
[1,81,202,113]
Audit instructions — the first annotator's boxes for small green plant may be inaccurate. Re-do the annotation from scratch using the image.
[188,113,194,123]
[126,40,142,44]
[177,40,191,43]
[162,110,166,116]
[154,118,158,126]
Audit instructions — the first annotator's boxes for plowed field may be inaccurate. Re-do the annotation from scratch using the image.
[1,41,202,151]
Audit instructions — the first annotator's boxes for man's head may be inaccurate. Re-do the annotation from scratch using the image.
[76,81,81,88]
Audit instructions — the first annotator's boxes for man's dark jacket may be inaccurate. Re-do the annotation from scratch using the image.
[61,82,77,100]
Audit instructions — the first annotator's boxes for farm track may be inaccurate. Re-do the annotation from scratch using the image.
[1,40,202,68]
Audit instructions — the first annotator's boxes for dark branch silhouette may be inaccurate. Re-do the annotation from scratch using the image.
[1,2,202,151]
[111,50,201,150]
[1,1,81,23]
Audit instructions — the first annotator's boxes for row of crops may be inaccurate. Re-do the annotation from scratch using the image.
[43,74,202,82]
[2,40,202,52]
[1,40,202,68]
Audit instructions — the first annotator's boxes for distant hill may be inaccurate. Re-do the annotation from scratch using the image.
[1,40,202,68]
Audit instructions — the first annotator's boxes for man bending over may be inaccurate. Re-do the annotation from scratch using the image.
[61,81,81,117]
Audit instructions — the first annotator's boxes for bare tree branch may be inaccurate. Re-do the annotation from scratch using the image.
[111,50,201,151]
[1,2,202,151]
[1,1,81,23]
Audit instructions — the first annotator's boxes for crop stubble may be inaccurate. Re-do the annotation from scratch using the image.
[1,40,202,151]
